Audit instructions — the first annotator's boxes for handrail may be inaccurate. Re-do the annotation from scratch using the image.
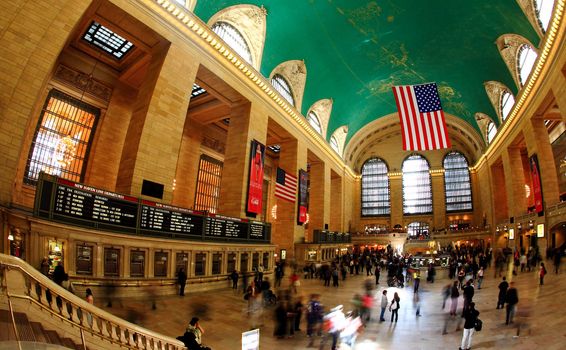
[0,253,186,350]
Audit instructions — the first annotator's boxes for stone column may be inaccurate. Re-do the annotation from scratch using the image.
[490,163,509,223]
[172,118,204,208]
[116,44,198,202]
[218,103,268,217]
[273,139,308,259]
[389,174,403,227]
[330,173,343,231]
[502,147,528,219]
[431,171,446,231]
[308,161,330,241]
[524,118,561,206]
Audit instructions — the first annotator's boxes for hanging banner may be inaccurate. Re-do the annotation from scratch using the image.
[297,169,308,225]
[529,154,544,214]
[246,140,265,216]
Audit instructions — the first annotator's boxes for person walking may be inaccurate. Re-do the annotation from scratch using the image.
[229,270,239,290]
[505,281,518,325]
[476,267,484,289]
[177,268,187,296]
[539,262,547,285]
[375,265,381,285]
[462,280,474,316]
[460,302,480,350]
[389,292,400,323]
[379,290,388,322]
[497,276,509,309]
[450,281,460,316]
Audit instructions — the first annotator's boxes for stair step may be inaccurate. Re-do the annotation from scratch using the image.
[45,329,63,345]
[30,322,48,343]
[0,310,18,341]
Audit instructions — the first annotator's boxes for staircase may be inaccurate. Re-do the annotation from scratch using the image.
[0,309,85,349]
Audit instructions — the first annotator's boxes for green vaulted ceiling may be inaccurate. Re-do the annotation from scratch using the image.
[195,0,539,143]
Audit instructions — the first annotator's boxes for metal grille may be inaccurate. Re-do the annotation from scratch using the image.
[24,89,99,186]
[307,111,322,134]
[211,21,253,64]
[83,21,134,59]
[402,154,432,214]
[194,154,223,213]
[444,152,473,212]
[361,158,390,216]
[271,74,295,106]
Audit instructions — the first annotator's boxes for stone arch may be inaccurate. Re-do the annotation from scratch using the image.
[307,98,333,139]
[269,60,307,112]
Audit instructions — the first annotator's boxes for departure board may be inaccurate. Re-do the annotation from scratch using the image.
[140,201,204,236]
[53,178,138,227]
[34,174,271,243]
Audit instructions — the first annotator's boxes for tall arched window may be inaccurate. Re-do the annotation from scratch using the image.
[486,121,497,144]
[517,44,538,87]
[534,0,555,33]
[271,74,295,106]
[307,111,322,135]
[211,21,253,65]
[330,135,339,154]
[361,158,390,216]
[443,152,472,212]
[402,154,432,214]
[500,90,515,121]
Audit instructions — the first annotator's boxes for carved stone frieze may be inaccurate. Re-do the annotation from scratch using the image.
[269,60,307,112]
[207,5,267,70]
[202,135,225,154]
[474,112,495,145]
[53,64,113,103]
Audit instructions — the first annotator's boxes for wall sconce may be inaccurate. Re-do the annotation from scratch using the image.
[517,223,522,230]
[528,220,534,229]
[504,225,508,232]
[496,226,500,233]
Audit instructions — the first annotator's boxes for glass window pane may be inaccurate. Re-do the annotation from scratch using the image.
[211,21,253,65]
[444,152,473,212]
[194,155,223,214]
[501,91,515,121]
[487,122,497,144]
[25,90,100,185]
[130,250,145,277]
[361,158,390,216]
[271,74,295,106]
[307,111,322,134]
[330,136,339,153]
[518,45,538,86]
[534,0,555,33]
[154,252,168,277]
[402,155,432,214]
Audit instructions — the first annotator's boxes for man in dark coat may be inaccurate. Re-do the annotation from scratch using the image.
[177,268,187,296]
[497,276,509,309]
[505,282,519,324]
[462,279,474,316]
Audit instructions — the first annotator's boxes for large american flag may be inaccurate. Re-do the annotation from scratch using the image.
[275,167,297,203]
[392,83,451,151]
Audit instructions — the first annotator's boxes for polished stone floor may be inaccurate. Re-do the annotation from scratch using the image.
[98,262,566,349]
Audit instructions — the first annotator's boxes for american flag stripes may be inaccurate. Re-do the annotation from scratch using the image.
[392,83,451,151]
[275,167,297,203]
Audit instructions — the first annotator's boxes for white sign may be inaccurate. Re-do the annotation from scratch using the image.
[242,328,259,350]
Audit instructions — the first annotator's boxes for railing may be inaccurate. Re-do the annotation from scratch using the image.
[0,254,186,350]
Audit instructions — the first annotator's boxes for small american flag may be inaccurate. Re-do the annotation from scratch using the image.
[392,83,451,151]
[275,167,297,203]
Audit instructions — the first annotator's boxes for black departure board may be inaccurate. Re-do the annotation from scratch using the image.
[140,201,204,236]
[205,215,248,240]
[34,174,271,243]
[53,178,138,227]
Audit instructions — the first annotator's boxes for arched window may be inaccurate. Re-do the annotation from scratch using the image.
[500,91,515,121]
[534,0,555,33]
[407,222,430,239]
[211,21,253,65]
[307,111,322,135]
[486,122,497,144]
[361,158,390,216]
[443,152,472,212]
[517,44,538,87]
[402,154,432,214]
[330,135,339,154]
[24,90,99,185]
[271,74,295,106]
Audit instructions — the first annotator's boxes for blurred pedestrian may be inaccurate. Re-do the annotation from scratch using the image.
[460,302,479,350]
[505,281,518,325]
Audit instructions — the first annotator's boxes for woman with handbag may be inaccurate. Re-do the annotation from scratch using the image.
[389,292,400,323]
[460,302,480,350]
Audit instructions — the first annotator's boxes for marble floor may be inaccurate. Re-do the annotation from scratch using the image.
[98,264,566,350]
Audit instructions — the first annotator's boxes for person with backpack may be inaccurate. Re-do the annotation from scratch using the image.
[389,292,400,322]
[460,302,480,350]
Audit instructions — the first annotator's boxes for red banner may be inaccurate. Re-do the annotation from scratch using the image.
[297,169,308,225]
[529,154,544,214]
[246,140,265,215]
